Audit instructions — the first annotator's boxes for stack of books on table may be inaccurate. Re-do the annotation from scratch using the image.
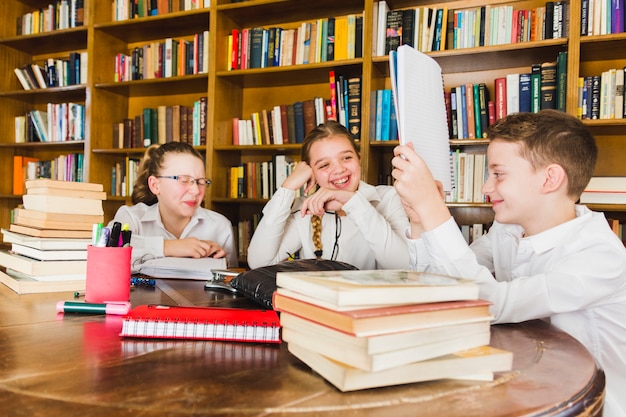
[0,179,105,294]
[273,269,513,392]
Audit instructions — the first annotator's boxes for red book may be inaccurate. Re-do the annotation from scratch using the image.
[120,305,281,343]
[273,291,491,337]
[494,77,507,121]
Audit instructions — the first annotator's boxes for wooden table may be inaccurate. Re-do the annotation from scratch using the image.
[0,279,604,417]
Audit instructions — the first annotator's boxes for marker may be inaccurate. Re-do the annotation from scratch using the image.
[56,301,131,315]
[107,222,122,247]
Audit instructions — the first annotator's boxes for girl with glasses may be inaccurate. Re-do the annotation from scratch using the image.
[247,120,409,270]
[109,142,237,269]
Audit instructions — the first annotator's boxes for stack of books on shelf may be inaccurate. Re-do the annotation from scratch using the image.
[273,269,513,392]
[0,179,105,294]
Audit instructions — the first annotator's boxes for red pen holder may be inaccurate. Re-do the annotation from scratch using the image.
[85,245,132,303]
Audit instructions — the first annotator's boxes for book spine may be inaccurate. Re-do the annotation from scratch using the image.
[540,61,557,110]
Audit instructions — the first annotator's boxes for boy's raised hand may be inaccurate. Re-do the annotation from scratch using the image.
[391,144,451,233]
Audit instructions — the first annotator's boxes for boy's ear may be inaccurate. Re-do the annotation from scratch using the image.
[542,164,567,193]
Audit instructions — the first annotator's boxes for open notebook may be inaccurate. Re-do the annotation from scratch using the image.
[390,44,452,192]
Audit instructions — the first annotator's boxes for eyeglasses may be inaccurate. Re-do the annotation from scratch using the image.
[156,175,212,188]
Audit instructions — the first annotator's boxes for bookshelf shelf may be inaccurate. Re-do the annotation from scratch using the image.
[94,10,210,41]
[95,75,209,96]
[0,28,88,54]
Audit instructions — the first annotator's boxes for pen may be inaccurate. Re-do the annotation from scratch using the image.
[92,223,103,246]
[107,222,122,247]
[56,301,132,315]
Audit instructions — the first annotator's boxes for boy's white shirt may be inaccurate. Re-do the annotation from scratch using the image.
[407,205,626,417]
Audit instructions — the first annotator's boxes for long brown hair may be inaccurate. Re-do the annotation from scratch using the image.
[131,142,205,205]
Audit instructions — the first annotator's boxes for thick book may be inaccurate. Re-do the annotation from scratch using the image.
[540,61,557,110]
[390,44,451,191]
[273,291,490,336]
[137,256,227,279]
[22,195,104,216]
[120,305,281,343]
[25,178,104,192]
[9,243,87,261]
[1,229,91,251]
[288,343,513,392]
[0,269,85,294]
[12,208,104,226]
[9,223,93,239]
[579,177,626,204]
[13,212,95,231]
[0,250,87,277]
[281,312,491,371]
[275,269,479,309]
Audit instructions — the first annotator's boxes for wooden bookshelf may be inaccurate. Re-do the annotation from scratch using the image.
[1,0,625,257]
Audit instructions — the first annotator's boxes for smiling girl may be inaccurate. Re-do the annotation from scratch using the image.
[109,142,237,269]
[247,120,409,270]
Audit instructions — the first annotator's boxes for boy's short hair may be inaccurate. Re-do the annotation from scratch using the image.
[486,110,598,198]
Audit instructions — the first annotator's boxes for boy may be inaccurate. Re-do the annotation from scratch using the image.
[391,110,626,417]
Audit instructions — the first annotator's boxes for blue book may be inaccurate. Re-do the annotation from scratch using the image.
[519,73,532,113]
[273,28,282,67]
[459,84,468,139]
[380,89,392,141]
[249,28,264,69]
[375,90,383,140]
[389,97,398,140]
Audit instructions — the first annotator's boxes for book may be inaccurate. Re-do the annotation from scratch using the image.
[276,269,478,309]
[11,208,104,225]
[9,243,87,261]
[281,312,492,371]
[0,250,87,277]
[120,304,282,343]
[8,223,93,239]
[390,44,451,192]
[0,269,85,294]
[1,229,91,251]
[137,256,227,279]
[288,343,513,391]
[13,156,40,195]
[579,177,626,204]
[25,178,104,192]
[540,61,557,110]
[22,195,104,216]
[273,291,491,335]
[13,211,96,231]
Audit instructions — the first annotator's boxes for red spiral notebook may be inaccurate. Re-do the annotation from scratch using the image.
[120,305,282,344]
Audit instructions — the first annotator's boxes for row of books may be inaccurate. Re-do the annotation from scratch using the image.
[110,157,140,198]
[12,154,85,195]
[15,103,85,144]
[581,0,625,36]
[371,89,398,141]
[460,223,489,244]
[227,14,364,70]
[273,269,512,391]
[373,0,568,56]
[114,32,209,82]
[113,99,207,149]
[233,74,361,145]
[16,0,84,35]
[112,0,210,21]
[227,155,305,200]
[0,179,106,295]
[14,53,87,91]
[578,68,626,120]
[447,152,488,204]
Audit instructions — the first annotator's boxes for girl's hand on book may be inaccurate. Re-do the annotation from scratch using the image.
[164,238,226,259]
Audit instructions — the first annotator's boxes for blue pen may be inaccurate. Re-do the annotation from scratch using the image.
[96,227,110,247]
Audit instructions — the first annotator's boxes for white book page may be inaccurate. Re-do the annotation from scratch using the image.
[391,45,452,191]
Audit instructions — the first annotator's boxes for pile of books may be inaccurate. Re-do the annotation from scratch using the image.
[0,179,105,294]
[273,269,513,391]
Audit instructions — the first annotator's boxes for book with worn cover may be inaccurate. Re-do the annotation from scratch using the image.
[22,194,104,216]
[0,269,85,294]
[25,178,104,192]
[8,223,93,239]
[9,243,87,261]
[0,250,86,277]
[273,291,490,335]
[275,269,479,308]
[12,208,104,225]
[281,312,492,372]
[288,343,513,391]
[389,44,451,191]
[1,229,91,250]
[120,305,282,343]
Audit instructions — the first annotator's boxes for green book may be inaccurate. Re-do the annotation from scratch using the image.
[556,51,568,112]
[531,64,541,113]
